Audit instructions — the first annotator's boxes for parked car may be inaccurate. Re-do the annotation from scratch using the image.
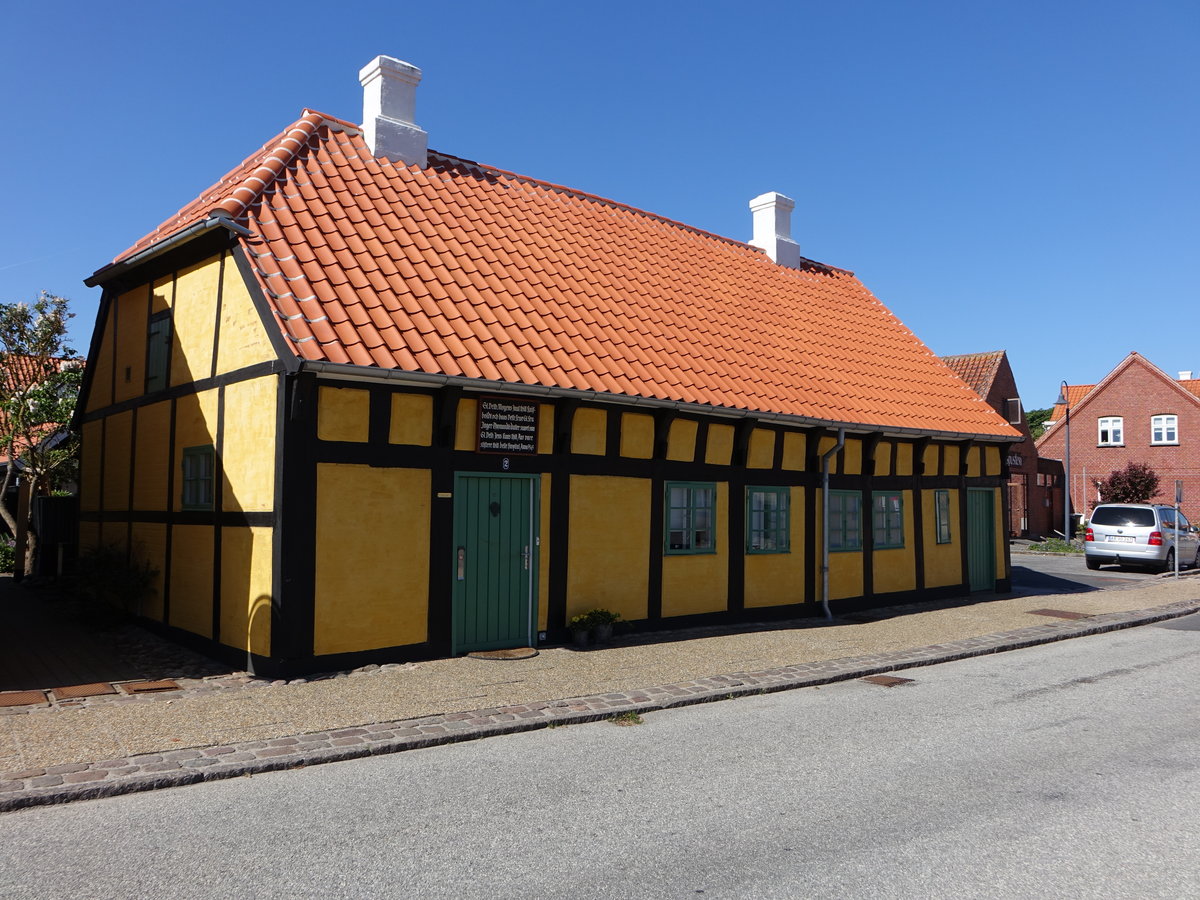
[1084,503,1200,572]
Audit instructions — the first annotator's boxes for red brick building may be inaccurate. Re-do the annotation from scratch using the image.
[1038,353,1200,522]
[942,351,1063,538]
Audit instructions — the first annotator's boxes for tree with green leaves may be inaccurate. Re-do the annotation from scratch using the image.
[1095,461,1161,506]
[0,292,82,575]
[1026,408,1052,440]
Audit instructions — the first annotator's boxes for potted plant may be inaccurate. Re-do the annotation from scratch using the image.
[568,613,593,648]
[586,608,621,643]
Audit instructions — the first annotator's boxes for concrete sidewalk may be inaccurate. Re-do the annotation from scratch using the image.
[2,576,1198,812]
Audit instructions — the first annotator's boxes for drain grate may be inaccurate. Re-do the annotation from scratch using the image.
[467,648,539,661]
[121,679,181,694]
[51,682,118,700]
[1028,608,1090,620]
[862,674,914,687]
[0,690,49,707]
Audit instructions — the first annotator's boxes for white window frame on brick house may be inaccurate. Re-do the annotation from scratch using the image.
[1150,414,1178,445]
[1098,416,1124,446]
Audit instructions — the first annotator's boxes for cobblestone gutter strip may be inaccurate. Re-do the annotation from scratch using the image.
[2,599,1197,813]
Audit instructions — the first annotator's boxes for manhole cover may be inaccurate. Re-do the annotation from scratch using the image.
[862,675,914,687]
[122,679,181,694]
[0,690,48,707]
[1028,608,1090,620]
[467,648,539,660]
[51,683,118,700]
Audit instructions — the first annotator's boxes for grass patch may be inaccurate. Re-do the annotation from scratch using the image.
[610,711,644,726]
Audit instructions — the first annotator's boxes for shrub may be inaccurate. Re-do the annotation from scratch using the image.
[1095,462,1160,505]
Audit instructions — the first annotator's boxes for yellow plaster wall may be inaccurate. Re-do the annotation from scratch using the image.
[817,436,840,474]
[571,408,606,455]
[215,257,275,375]
[537,405,554,454]
[873,490,916,594]
[923,489,962,588]
[169,258,220,386]
[314,464,431,655]
[985,445,1001,476]
[620,413,654,459]
[169,524,213,637]
[173,389,219,510]
[874,443,892,477]
[747,429,776,469]
[842,438,862,475]
[705,423,733,465]
[85,313,115,412]
[895,443,913,477]
[923,445,939,475]
[667,419,698,462]
[944,445,960,475]
[317,386,370,443]
[102,411,132,511]
[829,550,864,601]
[567,476,649,622]
[130,522,167,621]
[151,274,172,315]
[223,377,277,512]
[455,398,478,451]
[744,489,805,608]
[994,488,1007,574]
[965,446,981,477]
[113,285,148,404]
[80,421,103,512]
[389,393,433,445]
[782,432,806,470]
[538,473,551,631]
[132,401,170,510]
[220,526,273,656]
[662,482,728,616]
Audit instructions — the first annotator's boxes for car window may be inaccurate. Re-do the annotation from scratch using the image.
[1090,507,1156,527]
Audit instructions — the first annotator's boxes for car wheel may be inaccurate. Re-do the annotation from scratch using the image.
[1160,548,1175,573]
[1086,557,1102,570]
[1193,546,1200,570]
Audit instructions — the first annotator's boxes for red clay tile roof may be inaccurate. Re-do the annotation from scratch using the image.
[108,112,1018,439]
[1049,384,1095,423]
[940,351,1006,400]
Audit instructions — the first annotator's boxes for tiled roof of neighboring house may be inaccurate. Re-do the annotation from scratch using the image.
[1049,384,1095,423]
[1182,379,1200,400]
[940,351,1006,400]
[103,111,1018,439]
[0,356,82,467]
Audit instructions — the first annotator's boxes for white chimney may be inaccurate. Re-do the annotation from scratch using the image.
[749,192,802,269]
[358,55,428,167]
[1180,370,1194,380]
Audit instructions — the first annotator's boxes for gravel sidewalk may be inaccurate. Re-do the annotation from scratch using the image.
[2,576,1197,812]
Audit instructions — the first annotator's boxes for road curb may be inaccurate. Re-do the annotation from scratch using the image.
[3,598,1198,813]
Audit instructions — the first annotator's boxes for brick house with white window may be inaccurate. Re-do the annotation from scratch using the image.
[1037,353,1200,521]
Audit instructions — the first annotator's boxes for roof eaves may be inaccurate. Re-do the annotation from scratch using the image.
[85,214,252,287]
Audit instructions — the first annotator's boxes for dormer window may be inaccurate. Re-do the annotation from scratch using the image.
[1098,416,1123,446]
[1151,414,1178,445]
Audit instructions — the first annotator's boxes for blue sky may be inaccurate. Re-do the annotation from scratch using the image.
[1,0,1195,408]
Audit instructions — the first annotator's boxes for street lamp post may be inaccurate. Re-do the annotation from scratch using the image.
[1056,381,1071,540]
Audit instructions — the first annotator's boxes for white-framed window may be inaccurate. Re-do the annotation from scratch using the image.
[1098,416,1123,446]
[1151,414,1178,445]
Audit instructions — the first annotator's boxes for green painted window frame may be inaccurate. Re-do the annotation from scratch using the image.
[665,481,717,554]
[829,490,862,552]
[935,489,952,544]
[146,310,172,393]
[872,491,904,549]
[746,486,790,553]
[181,444,215,510]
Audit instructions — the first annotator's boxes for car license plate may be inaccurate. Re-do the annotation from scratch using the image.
[1108,535,1135,543]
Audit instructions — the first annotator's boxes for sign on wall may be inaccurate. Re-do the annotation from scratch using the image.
[1006,454,1023,469]
[477,397,539,455]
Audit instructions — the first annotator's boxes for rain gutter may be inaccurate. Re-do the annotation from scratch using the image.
[820,428,846,621]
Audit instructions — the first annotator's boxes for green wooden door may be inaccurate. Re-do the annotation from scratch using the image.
[452,474,538,654]
[967,488,996,592]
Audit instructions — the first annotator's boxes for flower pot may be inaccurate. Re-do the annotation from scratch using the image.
[570,628,592,648]
[592,623,613,643]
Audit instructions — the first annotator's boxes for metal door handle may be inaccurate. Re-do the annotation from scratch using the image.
[522,545,530,570]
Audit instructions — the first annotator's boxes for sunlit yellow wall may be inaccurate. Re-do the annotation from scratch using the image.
[874,442,892,477]
[220,526,273,656]
[829,551,863,600]
[965,446,981,477]
[455,398,478,451]
[817,436,840,474]
[944,445,960,475]
[985,445,1001,476]
[538,473,551,632]
[132,401,170,510]
[923,489,961,588]
[705,424,733,465]
[873,490,916,594]
[102,411,132,511]
[842,438,862,475]
[662,482,728,616]
[567,476,649,622]
[923,444,939,475]
[782,432,805,470]
[747,429,775,469]
[170,524,213,637]
[169,259,220,386]
[895,443,913,477]
[80,421,103,511]
[85,312,115,413]
[223,377,276,512]
[113,285,148,404]
[172,390,219,510]
[317,386,369,443]
[571,407,606,455]
[667,419,698,462]
[620,413,654,459]
[314,464,431,655]
[215,257,275,374]
[390,393,433,445]
[744,488,805,608]
[537,405,554,454]
[130,522,167,621]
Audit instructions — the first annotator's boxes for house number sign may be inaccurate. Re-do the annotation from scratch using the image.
[477,397,538,455]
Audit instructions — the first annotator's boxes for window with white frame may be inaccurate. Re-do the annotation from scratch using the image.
[1097,416,1123,446]
[1151,414,1178,445]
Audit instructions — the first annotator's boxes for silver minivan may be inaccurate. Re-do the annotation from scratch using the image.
[1085,503,1200,572]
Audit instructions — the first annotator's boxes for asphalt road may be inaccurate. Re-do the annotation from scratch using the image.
[1010,550,1163,597]
[2,614,1198,899]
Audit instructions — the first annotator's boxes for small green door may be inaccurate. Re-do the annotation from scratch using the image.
[967,488,996,592]
[452,473,538,654]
